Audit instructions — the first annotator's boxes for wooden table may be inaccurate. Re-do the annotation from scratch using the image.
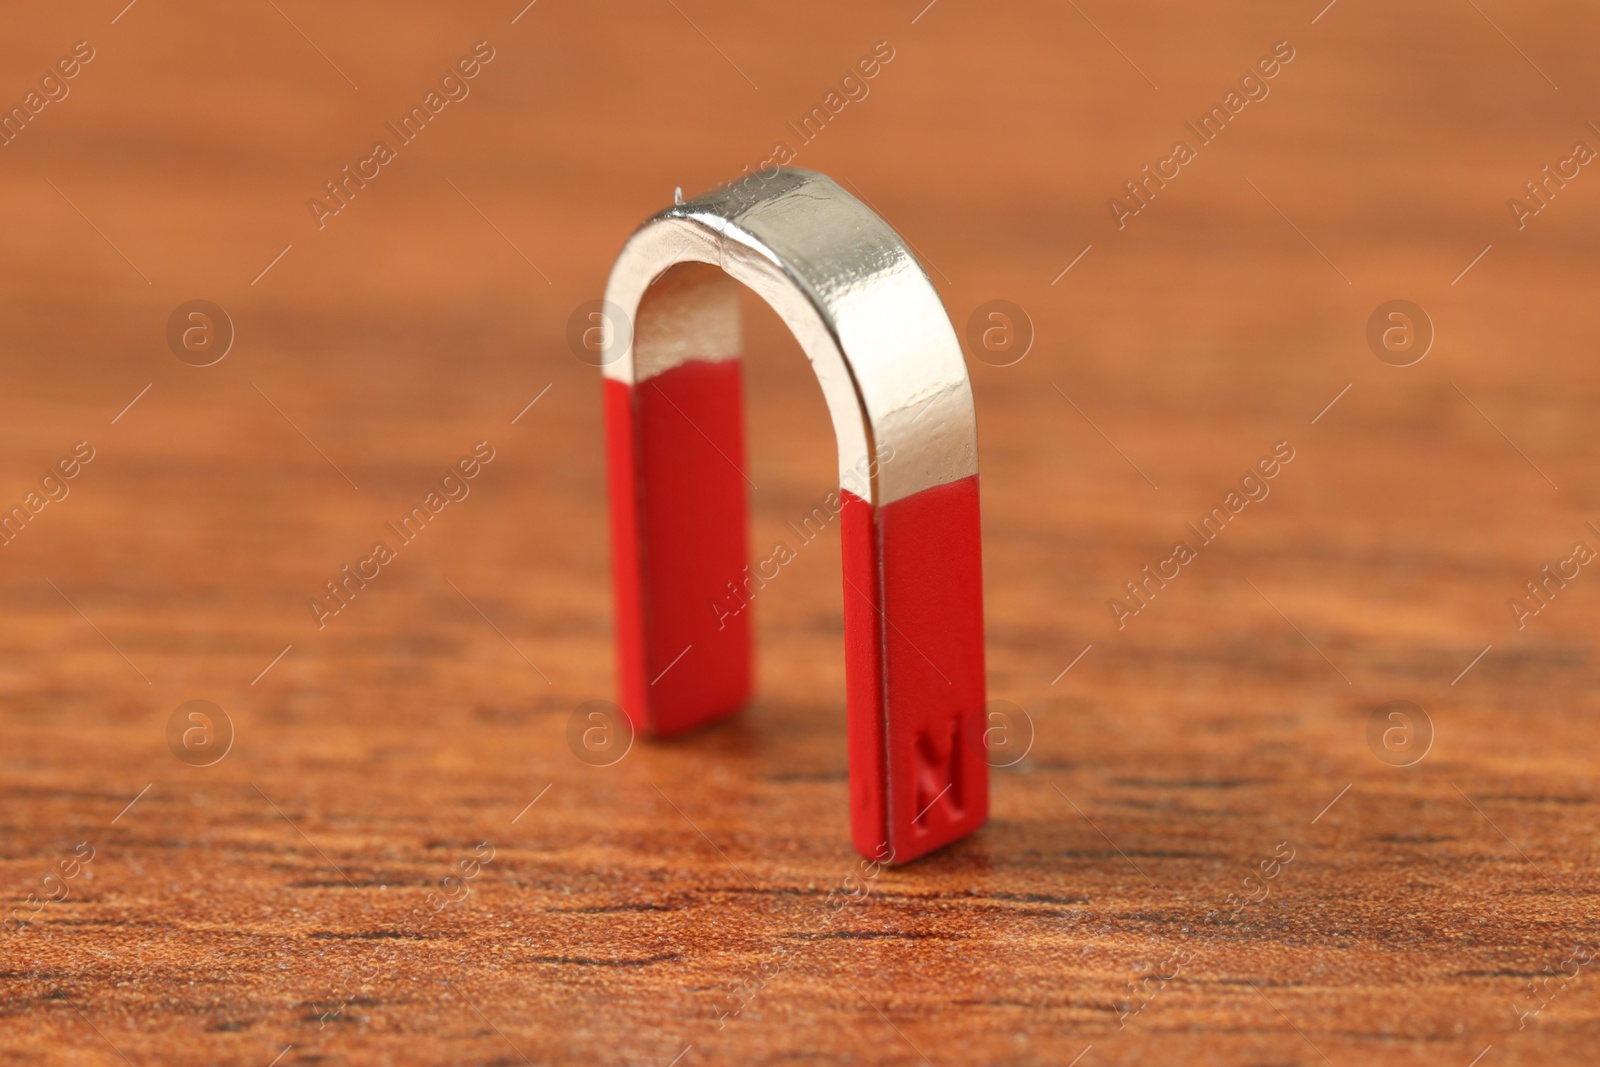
[3,1,1598,1063]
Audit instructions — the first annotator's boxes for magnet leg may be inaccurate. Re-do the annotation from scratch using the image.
[605,360,751,736]
[842,475,988,863]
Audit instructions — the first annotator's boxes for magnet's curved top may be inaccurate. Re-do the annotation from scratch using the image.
[602,167,975,507]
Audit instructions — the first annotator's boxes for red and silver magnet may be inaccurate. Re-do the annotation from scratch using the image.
[601,168,987,864]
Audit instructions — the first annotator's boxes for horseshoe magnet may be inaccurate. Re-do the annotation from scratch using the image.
[601,168,987,864]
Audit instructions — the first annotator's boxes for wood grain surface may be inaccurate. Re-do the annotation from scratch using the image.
[4,1,1600,1064]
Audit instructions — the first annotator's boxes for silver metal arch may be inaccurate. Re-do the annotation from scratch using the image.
[601,168,976,507]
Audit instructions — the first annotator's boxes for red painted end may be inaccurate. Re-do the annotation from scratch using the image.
[604,361,751,736]
[842,475,988,864]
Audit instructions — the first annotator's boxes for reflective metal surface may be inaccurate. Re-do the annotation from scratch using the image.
[602,167,977,507]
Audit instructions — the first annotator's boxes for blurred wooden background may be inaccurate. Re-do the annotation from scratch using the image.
[3,0,1600,1064]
